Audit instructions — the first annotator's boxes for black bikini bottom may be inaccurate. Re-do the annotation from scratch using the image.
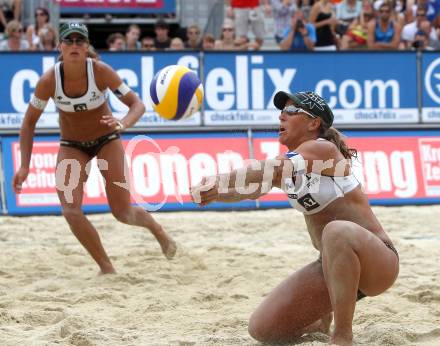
[60,131,120,158]
[318,240,399,301]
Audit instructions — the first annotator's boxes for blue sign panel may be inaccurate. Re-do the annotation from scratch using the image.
[0,52,201,129]
[203,51,419,125]
[422,52,440,122]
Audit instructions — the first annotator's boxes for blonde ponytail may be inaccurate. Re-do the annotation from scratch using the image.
[320,126,357,159]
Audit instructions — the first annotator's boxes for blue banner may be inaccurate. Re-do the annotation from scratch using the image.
[0,52,201,129]
[422,52,440,122]
[203,51,419,125]
[0,51,425,130]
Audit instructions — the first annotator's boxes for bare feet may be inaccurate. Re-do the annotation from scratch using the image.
[319,312,333,334]
[303,312,333,335]
[330,336,353,346]
[98,263,116,275]
[162,239,177,260]
[330,330,353,346]
[154,225,177,260]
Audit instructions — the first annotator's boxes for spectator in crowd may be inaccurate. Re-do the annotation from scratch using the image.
[418,19,439,48]
[169,37,185,49]
[367,2,402,50]
[215,19,248,50]
[141,36,156,50]
[37,23,57,51]
[125,24,141,50]
[0,20,29,51]
[374,0,405,26]
[154,18,171,50]
[185,24,202,49]
[297,0,314,20]
[406,0,438,23]
[26,6,50,50]
[401,5,437,48]
[335,0,362,36]
[309,0,339,50]
[225,0,271,50]
[0,0,21,32]
[271,0,297,43]
[202,33,216,50]
[340,1,375,50]
[279,9,316,50]
[411,28,434,49]
[107,33,125,51]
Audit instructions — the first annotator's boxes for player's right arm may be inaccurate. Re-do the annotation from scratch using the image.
[13,70,54,194]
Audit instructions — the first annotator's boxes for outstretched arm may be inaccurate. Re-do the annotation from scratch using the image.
[191,158,288,206]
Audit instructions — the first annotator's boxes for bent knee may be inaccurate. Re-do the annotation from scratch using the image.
[248,315,273,343]
[111,207,132,224]
[321,220,355,247]
[248,312,302,343]
[61,206,84,222]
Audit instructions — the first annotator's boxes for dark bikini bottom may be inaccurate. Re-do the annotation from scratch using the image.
[60,131,120,158]
[318,240,399,301]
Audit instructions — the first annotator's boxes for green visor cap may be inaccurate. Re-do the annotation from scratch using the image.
[59,22,89,40]
[274,91,334,127]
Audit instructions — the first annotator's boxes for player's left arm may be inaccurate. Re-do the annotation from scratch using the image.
[95,60,146,131]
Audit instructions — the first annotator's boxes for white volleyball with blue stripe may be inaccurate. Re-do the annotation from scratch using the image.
[149,65,204,121]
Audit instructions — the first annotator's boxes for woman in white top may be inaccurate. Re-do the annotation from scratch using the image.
[13,22,177,275]
[214,19,248,50]
[37,23,57,51]
[26,6,50,50]
[191,91,399,345]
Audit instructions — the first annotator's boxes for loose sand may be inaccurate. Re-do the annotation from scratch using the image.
[0,206,439,345]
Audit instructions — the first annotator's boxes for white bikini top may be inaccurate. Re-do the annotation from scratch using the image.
[53,58,107,112]
[282,140,360,215]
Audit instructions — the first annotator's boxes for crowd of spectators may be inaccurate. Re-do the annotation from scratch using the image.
[1,0,440,52]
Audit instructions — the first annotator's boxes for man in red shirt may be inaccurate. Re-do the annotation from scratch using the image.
[225,0,271,50]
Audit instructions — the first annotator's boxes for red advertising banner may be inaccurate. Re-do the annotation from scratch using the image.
[11,134,249,208]
[57,0,163,9]
[55,0,175,14]
[253,133,440,203]
[4,131,440,214]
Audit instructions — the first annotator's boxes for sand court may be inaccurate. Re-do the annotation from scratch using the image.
[0,206,439,345]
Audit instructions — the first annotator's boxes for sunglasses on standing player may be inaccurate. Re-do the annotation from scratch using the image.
[61,36,88,46]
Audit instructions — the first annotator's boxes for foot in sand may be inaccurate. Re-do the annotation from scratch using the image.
[303,312,333,335]
[162,239,177,260]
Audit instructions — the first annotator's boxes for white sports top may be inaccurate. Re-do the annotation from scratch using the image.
[53,58,106,112]
[282,140,360,215]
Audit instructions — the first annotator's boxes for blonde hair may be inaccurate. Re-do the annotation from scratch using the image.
[5,20,22,37]
[38,23,58,50]
[319,126,358,159]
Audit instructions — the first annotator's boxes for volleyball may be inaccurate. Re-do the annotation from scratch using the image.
[149,65,204,121]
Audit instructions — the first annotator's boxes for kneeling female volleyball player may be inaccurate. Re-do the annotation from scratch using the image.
[13,22,177,274]
[191,91,399,345]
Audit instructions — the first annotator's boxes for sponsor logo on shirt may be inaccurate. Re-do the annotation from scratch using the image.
[297,193,320,211]
[73,103,88,112]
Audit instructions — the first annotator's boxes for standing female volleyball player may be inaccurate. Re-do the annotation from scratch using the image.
[191,91,399,345]
[13,22,177,274]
